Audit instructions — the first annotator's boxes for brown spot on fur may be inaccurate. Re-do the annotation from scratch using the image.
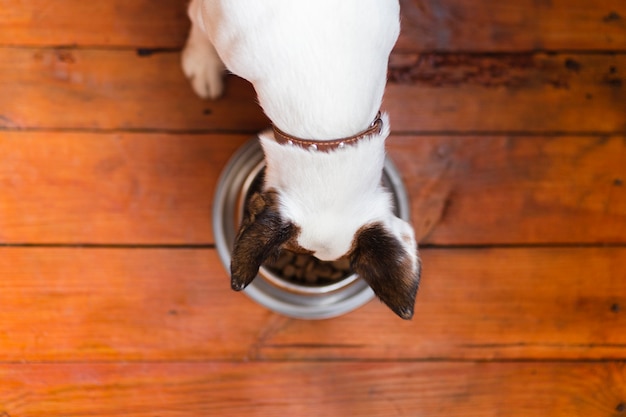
[231,191,297,291]
[350,223,421,320]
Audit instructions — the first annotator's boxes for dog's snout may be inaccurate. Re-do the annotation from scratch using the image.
[310,243,347,262]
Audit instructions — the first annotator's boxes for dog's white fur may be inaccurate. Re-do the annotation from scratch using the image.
[260,118,410,262]
[182,0,420,318]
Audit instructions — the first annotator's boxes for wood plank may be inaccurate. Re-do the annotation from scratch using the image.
[0,0,189,48]
[393,135,626,245]
[397,0,626,52]
[0,362,624,416]
[387,52,626,133]
[0,48,268,132]
[1,48,623,133]
[1,0,624,52]
[0,248,264,361]
[0,247,624,361]
[0,132,248,244]
[1,132,624,245]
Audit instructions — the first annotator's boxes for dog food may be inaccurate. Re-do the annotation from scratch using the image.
[264,251,352,285]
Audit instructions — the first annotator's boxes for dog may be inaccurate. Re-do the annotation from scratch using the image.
[182,0,420,319]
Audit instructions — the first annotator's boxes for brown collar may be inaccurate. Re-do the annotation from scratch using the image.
[272,112,383,152]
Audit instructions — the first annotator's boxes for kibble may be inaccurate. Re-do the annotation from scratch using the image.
[264,250,353,286]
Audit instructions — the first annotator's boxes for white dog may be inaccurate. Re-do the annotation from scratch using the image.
[182,0,420,319]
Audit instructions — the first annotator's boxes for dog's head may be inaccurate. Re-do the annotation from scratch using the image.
[230,119,420,319]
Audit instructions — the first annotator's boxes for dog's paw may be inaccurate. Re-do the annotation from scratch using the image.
[181,37,224,100]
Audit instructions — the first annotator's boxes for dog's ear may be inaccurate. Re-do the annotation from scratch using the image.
[231,191,296,291]
[350,222,421,320]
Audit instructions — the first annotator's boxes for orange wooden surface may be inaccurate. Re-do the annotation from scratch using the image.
[1,132,624,244]
[0,0,189,48]
[2,0,624,51]
[396,0,626,52]
[387,53,626,133]
[0,0,625,415]
[0,48,267,132]
[391,135,626,244]
[0,132,248,244]
[0,362,624,417]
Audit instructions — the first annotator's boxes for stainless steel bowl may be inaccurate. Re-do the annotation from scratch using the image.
[213,137,410,319]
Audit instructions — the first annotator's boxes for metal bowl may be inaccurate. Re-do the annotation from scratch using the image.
[213,137,410,319]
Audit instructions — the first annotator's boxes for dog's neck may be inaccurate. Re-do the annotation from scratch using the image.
[271,112,383,152]
[261,113,390,192]
[258,113,392,260]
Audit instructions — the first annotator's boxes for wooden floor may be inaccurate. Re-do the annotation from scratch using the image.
[1,0,625,415]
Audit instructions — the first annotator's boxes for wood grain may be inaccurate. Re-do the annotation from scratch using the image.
[397,0,626,52]
[392,135,626,245]
[0,0,189,48]
[1,132,623,245]
[0,247,624,362]
[1,0,624,51]
[1,48,623,133]
[0,48,268,132]
[0,132,249,244]
[386,52,626,133]
[0,362,624,416]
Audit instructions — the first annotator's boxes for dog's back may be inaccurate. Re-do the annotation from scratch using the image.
[192,0,400,139]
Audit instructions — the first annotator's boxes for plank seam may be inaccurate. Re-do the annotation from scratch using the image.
[2,44,626,54]
[1,127,626,137]
[0,358,623,365]
[1,243,626,249]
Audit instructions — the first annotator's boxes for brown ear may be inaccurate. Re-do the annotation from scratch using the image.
[350,223,421,320]
[231,191,296,291]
